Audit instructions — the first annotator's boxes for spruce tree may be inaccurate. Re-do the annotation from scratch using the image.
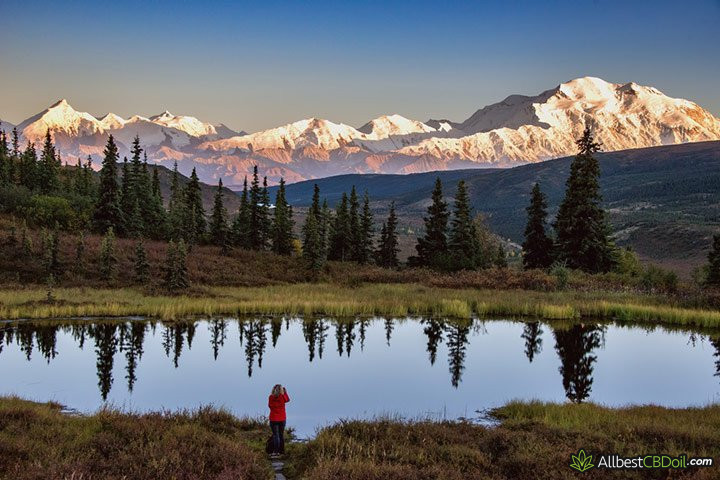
[302,210,325,273]
[92,135,123,234]
[259,176,272,249]
[414,178,449,267]
[0,128,8,185]
[271,178,294,255]
[38,130,59,194]
[231,176,251,248]
[348,186,362,260]
[100,227,117,281]
[209,178,229,246]
[356,191,374,263]
[329,193,351,261]
[146,162,167,240]
[522,182,554,269]
[376,202,399,268]
[167,162,184,239]
[248,166,263,249]
[183,167,206,243]
[554,127,616,273]
[74,156,94,197]
[706,234,720,287]
[42,228,61,276]
[19,142,37,190]
[319,199,331,260]
[448,180,480,270]
[120,157,142,237]
[164,239,189,292]
[133,239,150,284]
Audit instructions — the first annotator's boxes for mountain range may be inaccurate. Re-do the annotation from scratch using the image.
[2,77,720,188]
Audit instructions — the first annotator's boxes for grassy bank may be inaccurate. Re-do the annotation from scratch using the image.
[0,396,272,480]
[4,397,716,480]
[289,402,720,480]
[2,283,720,328]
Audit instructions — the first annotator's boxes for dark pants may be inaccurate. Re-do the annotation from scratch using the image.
[270,420,285,454]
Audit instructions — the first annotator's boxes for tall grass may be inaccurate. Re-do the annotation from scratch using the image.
[1,283,719,328]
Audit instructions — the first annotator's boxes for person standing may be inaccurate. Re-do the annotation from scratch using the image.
[268,384,290,456]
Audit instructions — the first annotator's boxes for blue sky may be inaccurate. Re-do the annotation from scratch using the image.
[1,0,718,132]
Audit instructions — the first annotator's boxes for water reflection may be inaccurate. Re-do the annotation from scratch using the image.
[1,318,719,404]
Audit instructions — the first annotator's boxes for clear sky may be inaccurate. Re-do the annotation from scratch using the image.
[1,0,718,132]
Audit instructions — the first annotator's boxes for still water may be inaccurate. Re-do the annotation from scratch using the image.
[1,317,719,437]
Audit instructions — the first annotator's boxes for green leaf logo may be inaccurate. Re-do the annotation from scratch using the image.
[569,449,595,472]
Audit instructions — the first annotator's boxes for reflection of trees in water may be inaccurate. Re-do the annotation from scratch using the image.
[522,322,543,363]
[122,322,146,391]
[242,319,267,377]
[422,319,444,365]
[553,324,606,403]
[445,321,470,388]
[209,319,227,360]
[358,318,370,351]
[334,320,356,357]
[384,318,394,346]
[711,336,720,381]
[271,318,282,347]
[93,323,118,401]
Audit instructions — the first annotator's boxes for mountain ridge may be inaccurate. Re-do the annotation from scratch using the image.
[3,76,719,187]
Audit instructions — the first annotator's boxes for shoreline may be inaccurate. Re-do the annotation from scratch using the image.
[2,396,718,479]
[1,283,719,329]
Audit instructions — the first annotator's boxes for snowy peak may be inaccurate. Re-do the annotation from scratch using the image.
[149,110,219,137]
[17,98,104,141]
[358,114,435,137]
[98,112,126,130]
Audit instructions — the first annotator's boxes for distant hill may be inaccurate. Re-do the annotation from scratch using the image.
[275,141,720,273]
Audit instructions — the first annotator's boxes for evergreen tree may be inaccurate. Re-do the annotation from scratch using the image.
[356,191,374,263]
[329,193,351,261]
[310,184,321,218]
[248,166,264,249]
[164,239,189,292]
[120,157,142,237]
[348,186,362,260]
[448,180,480,269]
[145,161,167,240]
[706,234,720,287]
[100,227,117,281]
[522,182,554,269]
[133,239,150,284]
[92,135,123,234]
[74,156,95,197]
[259,176,271,249]
[167,162,184,239]
[183,167,206,243]
[302,210,325,273]
[319,199,331,260]
[376,202,399,268]
[231,177,251,248]
[19,142,37,190]
[42,228,61,276]
[414,178,449,267]
[271,178,294,255]
[209,178,229,246]
[37,130,59,194]
[554,127,616,273]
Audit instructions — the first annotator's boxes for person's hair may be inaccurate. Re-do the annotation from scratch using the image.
[271,384,283,397]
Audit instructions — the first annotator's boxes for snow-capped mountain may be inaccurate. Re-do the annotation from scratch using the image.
[3,76,719,187]
[6,100,243,160]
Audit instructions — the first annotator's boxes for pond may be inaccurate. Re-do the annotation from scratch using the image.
[1,317,719,437]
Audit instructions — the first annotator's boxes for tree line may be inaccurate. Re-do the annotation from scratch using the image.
[3,124,720,286]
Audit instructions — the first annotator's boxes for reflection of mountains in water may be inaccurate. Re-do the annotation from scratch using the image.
[1,318,719,403]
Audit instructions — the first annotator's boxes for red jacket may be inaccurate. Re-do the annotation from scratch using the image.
[268,392,290,422]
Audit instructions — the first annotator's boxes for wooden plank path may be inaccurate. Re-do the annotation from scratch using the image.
[271,459,286,480]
